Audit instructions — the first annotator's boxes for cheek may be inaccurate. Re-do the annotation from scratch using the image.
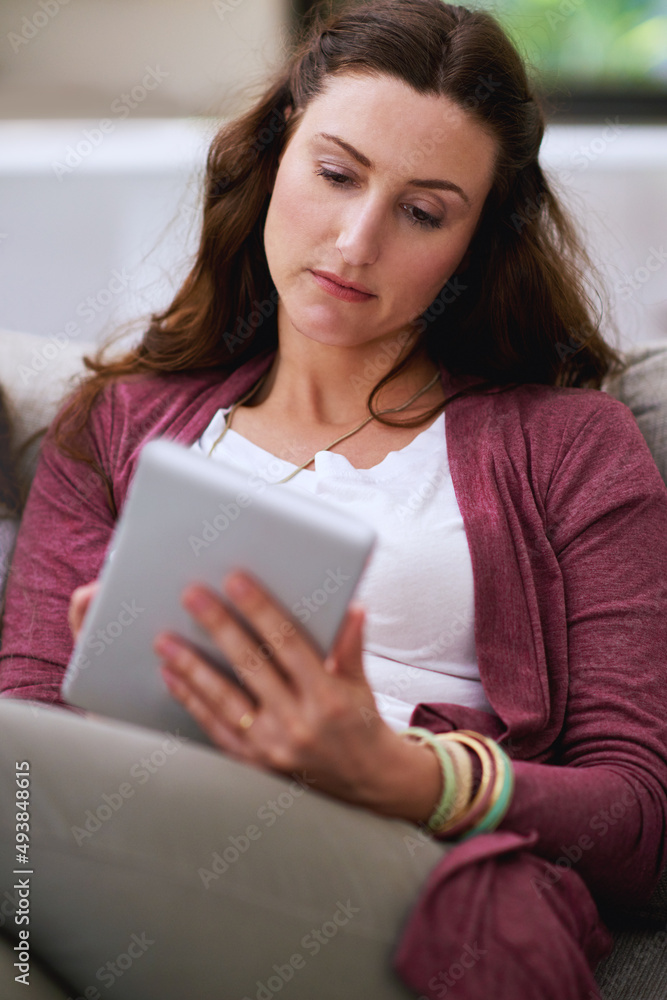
[265,167,321,264]
[394,245,465,308]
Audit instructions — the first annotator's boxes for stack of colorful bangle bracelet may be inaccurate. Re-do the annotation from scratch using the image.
[400,727,515,840]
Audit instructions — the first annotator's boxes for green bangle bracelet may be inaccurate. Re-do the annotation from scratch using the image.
[460,743,515,840]
[400,727,458,832]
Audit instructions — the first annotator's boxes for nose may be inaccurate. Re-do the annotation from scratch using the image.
[335,199,383,267]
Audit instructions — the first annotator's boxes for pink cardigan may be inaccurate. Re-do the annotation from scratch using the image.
[2,348,667,999]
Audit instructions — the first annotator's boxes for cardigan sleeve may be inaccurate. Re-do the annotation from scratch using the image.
[413,396,667,908]
[395,397,667,1000]
[498,398,667,906]
[0,360,271,706]
[0,395,116,705]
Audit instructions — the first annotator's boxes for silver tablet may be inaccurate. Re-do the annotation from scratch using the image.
[62,437,377,744]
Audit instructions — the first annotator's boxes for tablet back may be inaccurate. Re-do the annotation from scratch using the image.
[62,437,376,744]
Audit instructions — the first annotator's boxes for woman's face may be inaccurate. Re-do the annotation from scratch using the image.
[263,70,498,352]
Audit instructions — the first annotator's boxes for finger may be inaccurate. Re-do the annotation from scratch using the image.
[154,633,256,754]
[180,585,293,704]
[68,587,87,638]
[219,571,326,690]
[325,604,366,678]
[68,581,99,640]
[160,664,249,757]
[183,576,319,698]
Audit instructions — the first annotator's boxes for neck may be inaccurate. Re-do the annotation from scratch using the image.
[248,311,442,428]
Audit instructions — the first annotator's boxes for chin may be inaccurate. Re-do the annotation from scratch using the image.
[294,323,363,349]
[285,300,371,347]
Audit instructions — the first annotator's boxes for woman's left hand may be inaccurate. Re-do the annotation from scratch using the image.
[68,580,100,641]
[153,569,441,819]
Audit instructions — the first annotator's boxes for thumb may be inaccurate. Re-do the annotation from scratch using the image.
[326,603,366,678]
[68,580,99,640]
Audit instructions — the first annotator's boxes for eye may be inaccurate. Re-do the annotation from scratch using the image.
[403,205,442,231]
[315,167,443,231]
[315,167,353,186]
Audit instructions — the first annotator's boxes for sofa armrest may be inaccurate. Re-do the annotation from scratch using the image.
[601,340,667,486]
[0,330,97,493]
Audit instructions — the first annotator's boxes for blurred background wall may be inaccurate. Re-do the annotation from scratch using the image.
[0,0,666,355]
[0,0,293,119]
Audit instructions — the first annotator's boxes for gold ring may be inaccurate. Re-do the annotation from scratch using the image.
[238,711,255,730]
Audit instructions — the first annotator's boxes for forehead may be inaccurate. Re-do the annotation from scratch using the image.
[294,70,498,196]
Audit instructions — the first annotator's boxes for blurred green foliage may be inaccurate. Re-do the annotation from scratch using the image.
[491,0,667,87]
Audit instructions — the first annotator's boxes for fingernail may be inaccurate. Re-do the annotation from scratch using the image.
[225,572,253,600]
[183,587,215,615]
[154,635,182,659]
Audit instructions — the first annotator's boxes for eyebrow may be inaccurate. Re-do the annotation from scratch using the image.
[313,131,471,205]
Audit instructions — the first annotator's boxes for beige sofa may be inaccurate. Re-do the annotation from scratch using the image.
[1,328,667,999]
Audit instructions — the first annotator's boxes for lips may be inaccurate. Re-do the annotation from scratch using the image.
[309,270,376,303]
[311,270,374,295]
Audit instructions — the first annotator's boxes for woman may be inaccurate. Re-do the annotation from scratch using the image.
[1,1,666,997]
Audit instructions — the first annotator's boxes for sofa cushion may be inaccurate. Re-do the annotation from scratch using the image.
[595,924,667,1000]
[0,329,96,489]
[601,340,667,485]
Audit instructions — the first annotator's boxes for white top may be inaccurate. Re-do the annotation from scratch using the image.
[191,407,496,731]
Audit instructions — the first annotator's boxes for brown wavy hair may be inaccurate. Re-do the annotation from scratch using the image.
[53,0,628,515]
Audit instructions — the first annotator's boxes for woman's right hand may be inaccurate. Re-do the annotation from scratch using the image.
[68,581,100,641]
